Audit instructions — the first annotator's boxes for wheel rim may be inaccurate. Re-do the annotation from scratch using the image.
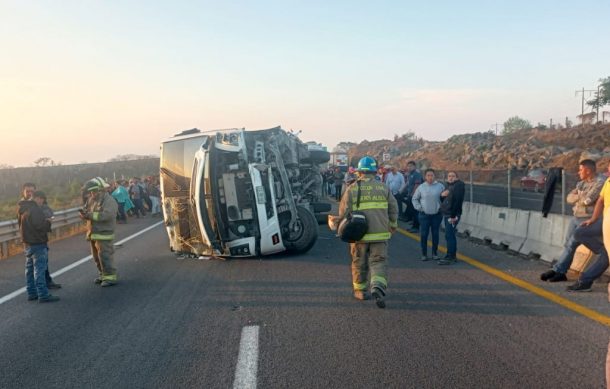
[286,219,305,242]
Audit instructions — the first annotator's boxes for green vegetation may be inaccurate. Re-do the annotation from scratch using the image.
[0,158,160,222]
[503,116,532,134]
[0,181,83,221]
[587,76,610,111]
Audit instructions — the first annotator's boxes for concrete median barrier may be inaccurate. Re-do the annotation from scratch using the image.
[519,212,567,262]
[460,203,529,253]
[459,202,598,275]
[457,202,477,235]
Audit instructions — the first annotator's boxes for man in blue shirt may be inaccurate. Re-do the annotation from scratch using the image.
[385,165,405,216]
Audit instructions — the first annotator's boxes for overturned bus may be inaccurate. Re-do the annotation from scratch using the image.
[160,126,331,258]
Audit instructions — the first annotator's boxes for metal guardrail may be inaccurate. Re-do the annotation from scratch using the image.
[0,207,84,258]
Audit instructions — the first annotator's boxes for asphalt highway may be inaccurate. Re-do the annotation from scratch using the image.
[1,215,609,388]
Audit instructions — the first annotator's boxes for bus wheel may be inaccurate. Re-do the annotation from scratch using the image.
[284,206,319,254]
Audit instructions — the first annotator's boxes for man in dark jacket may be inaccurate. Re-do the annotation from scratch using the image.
[439,171,465,265]
[18,191,60,302]
[17,182,61,289]
[403,160,423,232]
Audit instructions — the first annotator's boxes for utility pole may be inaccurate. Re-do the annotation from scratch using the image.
[575,87,596,125]
[549,118,553,129]
[596,84,601,124]
[491,123,502,135]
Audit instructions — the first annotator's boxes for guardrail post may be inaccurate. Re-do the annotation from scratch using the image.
[561,169,566,216]
[469,170,473,203]
[507,169,512,209]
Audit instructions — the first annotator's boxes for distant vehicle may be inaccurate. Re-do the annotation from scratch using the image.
[330,151,348,168]
[160,126,331,258]
[520,169,546,192]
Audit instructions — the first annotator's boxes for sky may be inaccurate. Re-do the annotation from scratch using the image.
[1,0,609,167]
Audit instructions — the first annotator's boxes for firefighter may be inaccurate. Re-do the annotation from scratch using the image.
[80,177,118,287]
[338,156,398,308]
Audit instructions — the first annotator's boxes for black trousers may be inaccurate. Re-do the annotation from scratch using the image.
[335,184,342,201]
[406,197,419,228]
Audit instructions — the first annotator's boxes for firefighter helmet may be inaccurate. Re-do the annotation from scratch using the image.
[357,156,377,173]
[83,177,109,192]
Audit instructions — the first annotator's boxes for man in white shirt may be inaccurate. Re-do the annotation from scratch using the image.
[385,166,405,216]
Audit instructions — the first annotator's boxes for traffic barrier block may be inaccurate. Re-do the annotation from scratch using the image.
[519,212,568,262]
[458,202,477,236]
[460,202,604,276]
[475,206,528,251]
[462,202,491,241]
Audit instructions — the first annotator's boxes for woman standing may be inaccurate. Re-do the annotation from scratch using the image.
[439,171,465,265]
[412,169,445,261]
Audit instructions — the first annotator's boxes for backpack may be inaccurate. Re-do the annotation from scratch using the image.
[338,181,368,242]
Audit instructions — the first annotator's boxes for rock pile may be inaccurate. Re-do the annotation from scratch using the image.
[343,124,610,172]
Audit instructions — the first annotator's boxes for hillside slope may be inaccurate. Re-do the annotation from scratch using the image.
[344,124,610,172]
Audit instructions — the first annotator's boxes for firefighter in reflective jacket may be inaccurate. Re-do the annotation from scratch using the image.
[338,156,398,308]
[80,177,118,287]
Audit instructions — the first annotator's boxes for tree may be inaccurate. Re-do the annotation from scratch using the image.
[587,76,610,110]
[107,154,158,162]
[400,131,418,141]
[0,163,14,169]
[334,142,356,152]
[502,116,532,134]
[33,157,56,167]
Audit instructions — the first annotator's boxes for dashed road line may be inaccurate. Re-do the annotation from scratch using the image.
[233,325,260,389]
[397,227,610,328]
[0,221,164,306]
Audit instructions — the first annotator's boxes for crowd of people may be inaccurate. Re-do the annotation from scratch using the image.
[16,175,161,303]
[109,176,162,223]
[332,156,610,306]
[330,159,466,267]
[15,156,610,310]
[324,156,610,380]
[332,157,467,309]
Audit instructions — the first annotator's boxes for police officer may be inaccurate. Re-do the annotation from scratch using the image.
[80,177,119,287]
[338,156,398,308]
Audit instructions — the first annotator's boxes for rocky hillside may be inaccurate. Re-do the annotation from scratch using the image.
[343,123,610,173]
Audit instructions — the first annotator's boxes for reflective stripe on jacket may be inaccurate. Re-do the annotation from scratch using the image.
[86,192,117,241]
[338,176,398,242]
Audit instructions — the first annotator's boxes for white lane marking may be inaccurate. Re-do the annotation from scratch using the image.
[233,325,260,389]
[0,221,164,306]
